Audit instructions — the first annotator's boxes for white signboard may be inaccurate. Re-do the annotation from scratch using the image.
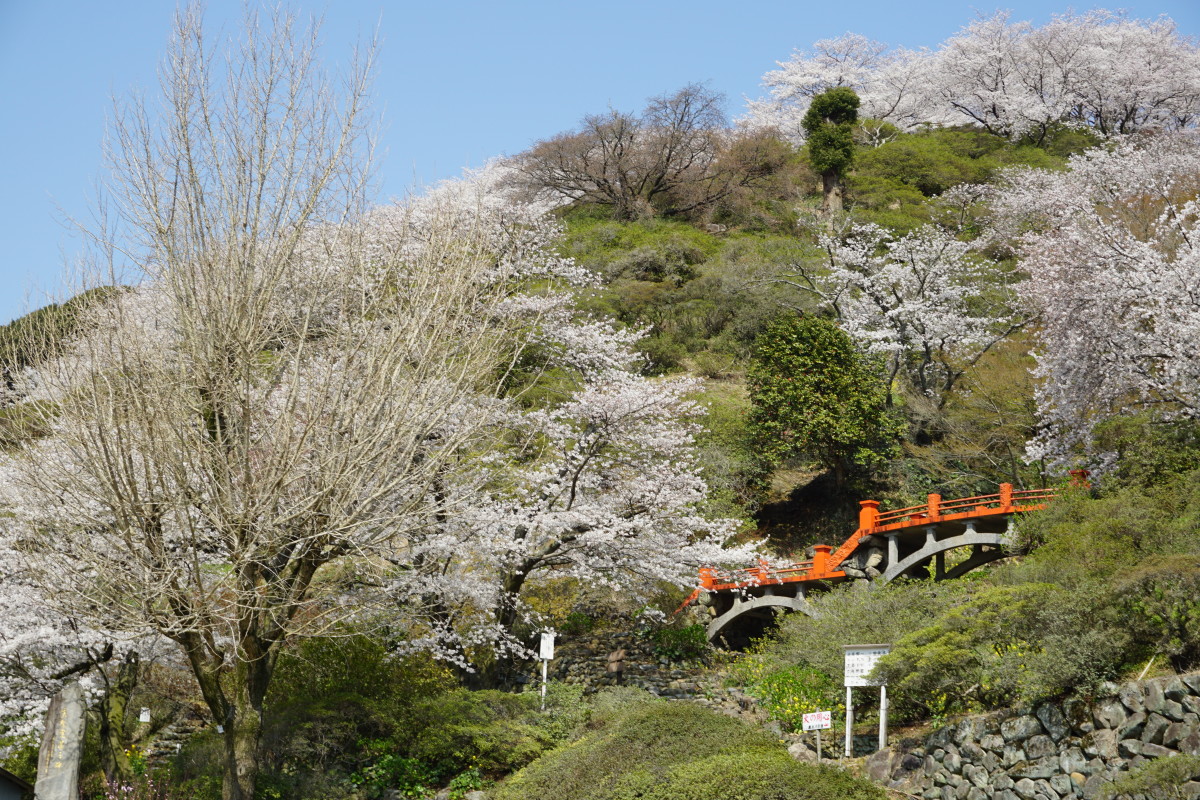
[138,707,151,723]
[539,631,555,660]
[843,644,890,687]
[802,710,832,731]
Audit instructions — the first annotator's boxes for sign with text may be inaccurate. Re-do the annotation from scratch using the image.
[802,711,832,731]
[843,644,891,687]
[539,631,555,660]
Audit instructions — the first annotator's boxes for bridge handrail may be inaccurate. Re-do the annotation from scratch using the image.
[684,483,1060,611]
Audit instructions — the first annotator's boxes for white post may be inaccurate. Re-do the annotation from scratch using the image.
[844,685,854,757]
[541,659,548,712]
[878,684,888,750]
[816,729,822,764]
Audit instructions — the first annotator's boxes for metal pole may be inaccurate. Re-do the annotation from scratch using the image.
[816,729,822,764]
[844,686,853,757]
[541,659,548,712]
[878,684,888,750]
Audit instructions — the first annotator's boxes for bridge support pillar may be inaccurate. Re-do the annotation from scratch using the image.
[934,551,945,580]
[924,525,936,548]
[887,534,897,567]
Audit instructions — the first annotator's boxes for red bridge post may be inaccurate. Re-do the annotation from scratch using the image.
[858,500,880,531]
[813,544,831,576]
[999,483,1012,509]
[927,493,941,519]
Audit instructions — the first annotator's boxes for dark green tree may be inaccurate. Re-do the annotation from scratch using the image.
[747,314,899,489]
[802,87,860,213]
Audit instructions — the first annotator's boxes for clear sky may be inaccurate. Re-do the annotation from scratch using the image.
[2,0,1198,324]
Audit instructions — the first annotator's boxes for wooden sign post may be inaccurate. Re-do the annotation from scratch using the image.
[802,710,832,763]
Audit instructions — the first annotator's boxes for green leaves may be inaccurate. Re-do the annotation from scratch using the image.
[747,314,900,487]
[802,88,860,176]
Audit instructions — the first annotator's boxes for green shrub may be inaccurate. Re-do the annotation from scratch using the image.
[735,663,842,734]
[494,701,883,800]
[649,624,709,662]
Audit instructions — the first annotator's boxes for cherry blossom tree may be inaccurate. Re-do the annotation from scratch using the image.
[0,6,542,798]
[744,33,943,143]
[777,214,1026,426]
[989,132,1200,472]
[746,11,1200,143]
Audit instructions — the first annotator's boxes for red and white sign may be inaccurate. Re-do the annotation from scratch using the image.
[802,711,832,731]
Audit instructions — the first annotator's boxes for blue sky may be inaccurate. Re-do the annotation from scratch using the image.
[2,1,1198,324]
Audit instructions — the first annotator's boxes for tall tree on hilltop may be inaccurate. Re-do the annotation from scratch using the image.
[803,87,860,213]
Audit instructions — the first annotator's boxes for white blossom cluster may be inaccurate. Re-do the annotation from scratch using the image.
[989,132,1200,471]
[745,11,1200,142]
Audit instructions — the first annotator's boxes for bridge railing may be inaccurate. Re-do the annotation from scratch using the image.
[684,483,1063,611]
[863,484,1056,531]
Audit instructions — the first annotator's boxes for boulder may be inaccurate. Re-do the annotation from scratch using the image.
[1118,683,1146,713]
[1024,734,1056,759]
[1002,715,1045,742]
[1014,778,1038,799]
[1141,742,1179,759]
[788,740,818,762]
[980,734,1005,752]
[1059,746,1088,775]
[1142,712,1170,745]
[1093,699,1127,730]
[1011,756,1061,780]
[1003,744,1027,767]
[1145,679,1167,715]
[1118,738,1143,758]
[1036,703,1070,742]
[1082,729,1119,759]
[1116,710,1146,740]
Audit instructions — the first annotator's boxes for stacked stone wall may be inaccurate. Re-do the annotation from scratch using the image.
[864,672,1200,799]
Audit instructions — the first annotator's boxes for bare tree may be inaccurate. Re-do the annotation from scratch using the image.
[1,7,525,799]
[517,84,783,220]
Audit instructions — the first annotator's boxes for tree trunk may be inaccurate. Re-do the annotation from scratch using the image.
[219,656,273,800]
[821,171,844,214]
[99,652,140,782]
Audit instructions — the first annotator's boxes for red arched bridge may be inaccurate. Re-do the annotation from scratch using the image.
[682,484,1056,647]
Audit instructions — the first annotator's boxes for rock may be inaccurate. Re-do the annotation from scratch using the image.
[955,717,986,746]
[1063,698,1092,732]
[1082,774,1108,799]
[993,774,1015,791]
[924,755,939,776]
[944,750,963,773]
[464,792,487,800]
[982,750,1000,772]
[1117,711,1147,740]
[1145,679,1167,715]
[1036,703,1070,742]
[1060,746,1088,775]
[1182,729,1200,755]
[1082,729,1118,760]
[1141,742,1179,759]
[1032,778,1056,799]
[1002,715,1045,742]
[1165,716,1200,748]
[1142,712,1170,745]
[1011,756,1060,780]
[963,763,988,789]
[1014,778,1038,799]
[1070,772,1086,787]
[1003,744,1027,767]
[865,748,901,782]
[1118,683,1146,713]
[1165,676,1189,701]
[1093,699,1127,730]
[1185,695,1200,716]
[1166,700,1188,722]
[996,792,1019,800]
[1025,734,1056,759]
[1182,673,1200,695]
[966,789,987,800]
[788,740,818,762]
[981,733,1005,752]
[1118,738,1143,758]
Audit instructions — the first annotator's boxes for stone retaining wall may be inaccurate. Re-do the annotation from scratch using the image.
[863,672,1200,799]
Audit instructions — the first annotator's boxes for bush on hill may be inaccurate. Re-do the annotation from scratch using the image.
[494,698,884,800]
